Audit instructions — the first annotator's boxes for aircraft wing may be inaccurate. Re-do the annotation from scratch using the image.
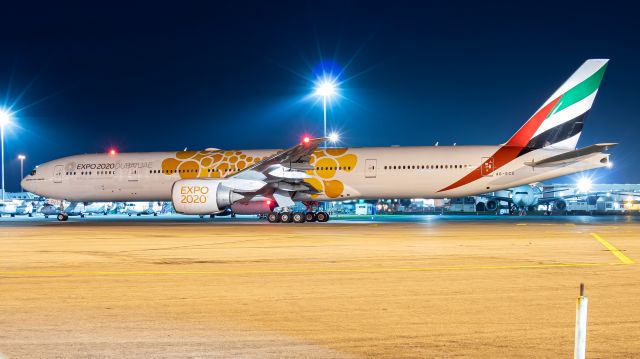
[525,143,617,167]
[482,195,513,203]
[226,137,329,206]
[233,137,327,176]
[536,195,580,204]
[537,190,631,204]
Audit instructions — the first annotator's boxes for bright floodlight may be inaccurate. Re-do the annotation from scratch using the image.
[328,132,339,142]
[577,178,592,193]
[0,110,10,127]
[315,79,337,97]
[18,154,25,160]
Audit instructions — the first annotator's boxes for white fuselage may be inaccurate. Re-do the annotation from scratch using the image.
[22,145,609,203]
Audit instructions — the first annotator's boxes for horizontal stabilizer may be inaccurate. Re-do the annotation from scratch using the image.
[525,143,617,167]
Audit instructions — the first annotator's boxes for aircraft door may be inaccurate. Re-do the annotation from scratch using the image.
[365,159,377,178]
[53,165,64,183]
[480,157,494,176]
[128,168,139,182]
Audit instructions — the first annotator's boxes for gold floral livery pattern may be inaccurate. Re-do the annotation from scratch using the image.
[161,148,358,198]
[161,150,264,178]
[305,148,357,198]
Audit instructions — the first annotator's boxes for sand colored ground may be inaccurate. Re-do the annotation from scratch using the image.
[0,217,638,358]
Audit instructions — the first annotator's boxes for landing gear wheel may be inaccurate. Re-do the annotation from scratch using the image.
[57,213,68,221]
[104,211,108,215]
[292,212,306,223]
[128,213,132,216]
[267,212,280,223]
[80,214,85,218]
[136,213,141,217]
[305,212,316,222]
[153,212,158,216]
[316,211,330,222]
[209,214,215,218]
[28,213,33,217]
[231,213,236,218]
[280,212,293,223]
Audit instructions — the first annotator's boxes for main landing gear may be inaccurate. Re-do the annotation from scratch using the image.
[266,211,330,223]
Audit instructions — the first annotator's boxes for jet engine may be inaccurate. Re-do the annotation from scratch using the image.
[172,179,244,215]
[486,199,498,211]
[554,200,567,211]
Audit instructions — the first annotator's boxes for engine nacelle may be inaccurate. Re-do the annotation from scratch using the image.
[486,200,498,211]
[231,199,276,215]
[554,200,567,211]
[172,179,244,215]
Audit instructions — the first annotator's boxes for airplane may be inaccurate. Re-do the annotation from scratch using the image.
[86,202,113,215]
[22,59,616,223]
[38,201,113,219]
[482,184,576,215]
[124,202,162,216]
[0,200,35,217]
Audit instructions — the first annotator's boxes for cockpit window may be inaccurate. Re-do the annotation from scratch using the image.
[30,169,37,176]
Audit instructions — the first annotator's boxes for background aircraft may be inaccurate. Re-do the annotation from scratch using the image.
[480,183,635,215]
[481,184,571,214]
[124,202,162,217]
[39,201,114,219]
[0,200,35,217]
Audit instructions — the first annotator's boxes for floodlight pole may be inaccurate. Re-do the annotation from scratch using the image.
[19,156,25,192]
[323,95,327,148]
[1,124,5,201]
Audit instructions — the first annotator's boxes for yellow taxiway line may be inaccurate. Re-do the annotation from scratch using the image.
[0,262,625,277]
[591,232,635,265]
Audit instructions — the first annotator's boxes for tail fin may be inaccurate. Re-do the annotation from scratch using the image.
[506,59,608,154]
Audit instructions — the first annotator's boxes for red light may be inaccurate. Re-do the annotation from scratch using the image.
[266,200,272,205]
[303,137,310,144]
[109,149,117,156]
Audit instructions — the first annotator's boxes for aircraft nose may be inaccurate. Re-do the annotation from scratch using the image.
[21,177,34,193]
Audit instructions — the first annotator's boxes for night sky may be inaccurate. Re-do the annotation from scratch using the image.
[1,1,639,192]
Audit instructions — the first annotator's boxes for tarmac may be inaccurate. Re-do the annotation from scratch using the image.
[1,214,639,358]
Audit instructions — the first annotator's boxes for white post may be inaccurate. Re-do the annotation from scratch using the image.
[574,283,588,359]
